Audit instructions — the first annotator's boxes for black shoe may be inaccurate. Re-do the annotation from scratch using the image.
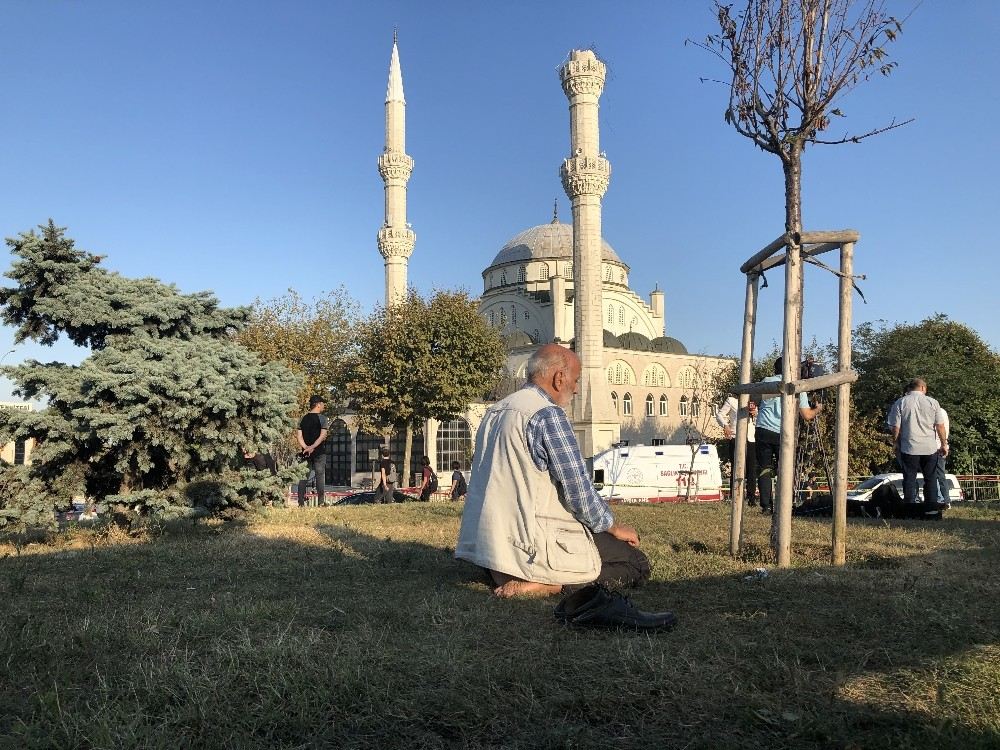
[555,584,677,632]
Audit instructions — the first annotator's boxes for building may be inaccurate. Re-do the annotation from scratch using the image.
[0,402,34,466]
[325,40,730,488]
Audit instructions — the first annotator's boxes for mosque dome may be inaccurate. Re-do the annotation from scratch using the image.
[487,221,624,267]
[651,336,688,355]
[619,331,652,351]
[603,330,621,347]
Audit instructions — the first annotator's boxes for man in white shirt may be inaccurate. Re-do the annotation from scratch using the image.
[715,395,757,506]
[887,379,948,507]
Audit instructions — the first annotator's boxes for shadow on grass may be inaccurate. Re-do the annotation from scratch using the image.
[0,506,996,749]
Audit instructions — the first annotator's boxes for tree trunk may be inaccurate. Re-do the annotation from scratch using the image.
[772,146,805,563]
[403,423,414,489]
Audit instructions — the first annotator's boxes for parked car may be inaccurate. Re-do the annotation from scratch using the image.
[847,472,961,519]
[331,489,419,506]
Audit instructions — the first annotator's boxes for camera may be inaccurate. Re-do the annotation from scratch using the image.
[800,357,829,407]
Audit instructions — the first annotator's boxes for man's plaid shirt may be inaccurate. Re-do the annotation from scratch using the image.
[522,384,615,533]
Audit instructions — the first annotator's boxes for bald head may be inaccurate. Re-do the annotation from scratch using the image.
[526,344,580,408]
[907,378,927,393]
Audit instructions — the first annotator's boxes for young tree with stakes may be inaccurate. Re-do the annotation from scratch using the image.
[692,0,909,561]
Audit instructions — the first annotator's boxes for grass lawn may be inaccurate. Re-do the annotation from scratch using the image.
[1,502,998,749]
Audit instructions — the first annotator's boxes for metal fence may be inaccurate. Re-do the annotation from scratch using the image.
[955,475,1000,502]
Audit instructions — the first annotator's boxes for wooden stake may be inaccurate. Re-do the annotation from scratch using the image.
[730,273,759,556]
[832,242,854,565]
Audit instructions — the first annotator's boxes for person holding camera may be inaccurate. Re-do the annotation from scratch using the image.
[296,395,329,507]
[753,357,822,514]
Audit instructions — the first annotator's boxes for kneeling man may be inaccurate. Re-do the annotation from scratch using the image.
[456,344,650,598]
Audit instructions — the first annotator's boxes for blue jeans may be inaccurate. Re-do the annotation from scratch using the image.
[934,453,949,502]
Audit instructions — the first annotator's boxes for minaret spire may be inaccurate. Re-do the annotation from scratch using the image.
[559,49,619,456]
[377,33,415,306]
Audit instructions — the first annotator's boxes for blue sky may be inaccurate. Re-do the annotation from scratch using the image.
[2,1,998,400]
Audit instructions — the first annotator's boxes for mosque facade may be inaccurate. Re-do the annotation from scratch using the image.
[328,39,729,489]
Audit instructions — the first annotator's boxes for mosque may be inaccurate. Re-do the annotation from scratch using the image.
[326,39,730,488]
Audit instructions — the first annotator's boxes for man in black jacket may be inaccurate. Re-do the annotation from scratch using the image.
[296,395,329,507]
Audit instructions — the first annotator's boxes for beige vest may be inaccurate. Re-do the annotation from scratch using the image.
[455,387,601,585]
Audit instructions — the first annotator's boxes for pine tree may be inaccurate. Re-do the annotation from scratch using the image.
[0,221,299,527]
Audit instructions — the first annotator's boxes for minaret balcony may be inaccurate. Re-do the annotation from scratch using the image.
[377,226,416,259]
[559,58,606,98]
[560,156,611,198]
[378,151,414,182]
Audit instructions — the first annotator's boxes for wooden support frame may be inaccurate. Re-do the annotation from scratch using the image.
[728,231,860,568]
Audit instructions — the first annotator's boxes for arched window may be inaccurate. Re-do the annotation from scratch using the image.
[436,418,472,473]
[604,265,612,281]
[390,426,424,485]
[608,306,614,325]
[511,305,516,324]
[566,261,573,276]
[355,430,383,475]
[678,366,698,390]
[645,394,654,417]
[517,265,526,283]
[642,364,668,387]
[533,328,539,341]
[488,310,495,326]
[692,397,701,418]
[611,391,619,413]
[607,359,636,385]
[623,393,633,416]
[539,263,549,280]
[618,308,625,324]
[523,310,529,321]
[619,270,625,283]
[500,308,507,326]
[500,270,508,285]
[679,395,689,417]
[325,419,351,487]
[659,394,668,416]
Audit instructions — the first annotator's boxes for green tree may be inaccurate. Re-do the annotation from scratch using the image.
[851,315,1000,473]
[238,288,359,415]
[0,221,299,527]
[345,290,505,479]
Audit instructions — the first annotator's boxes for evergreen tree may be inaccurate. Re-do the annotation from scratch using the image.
[0,221,299,527]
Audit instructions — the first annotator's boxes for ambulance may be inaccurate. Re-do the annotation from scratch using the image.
[591,442,723,504]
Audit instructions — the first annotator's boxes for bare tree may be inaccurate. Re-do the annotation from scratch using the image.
[693,0,910,237]
[692,0,908,558]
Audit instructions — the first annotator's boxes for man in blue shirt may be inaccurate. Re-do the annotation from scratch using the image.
[753,358,822,514]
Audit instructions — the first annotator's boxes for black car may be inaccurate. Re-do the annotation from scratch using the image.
[332,489,419,505]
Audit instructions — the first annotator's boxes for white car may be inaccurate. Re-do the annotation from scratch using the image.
[847,472,962,518]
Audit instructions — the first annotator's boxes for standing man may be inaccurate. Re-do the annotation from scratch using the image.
[933,404,951,503]
[377,446,396,504]
[456,344,652,600]
[888,379,948,510]
[715,395,757,506]
[753,358,823,514]
[296,395,329,507]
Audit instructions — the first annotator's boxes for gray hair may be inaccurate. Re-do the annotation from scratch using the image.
[525,345,570,383]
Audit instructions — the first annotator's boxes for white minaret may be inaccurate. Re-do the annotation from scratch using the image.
[377,33,415,306]
[559,49,620,456]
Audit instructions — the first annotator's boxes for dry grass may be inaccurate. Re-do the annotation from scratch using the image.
[1,502,998,749]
